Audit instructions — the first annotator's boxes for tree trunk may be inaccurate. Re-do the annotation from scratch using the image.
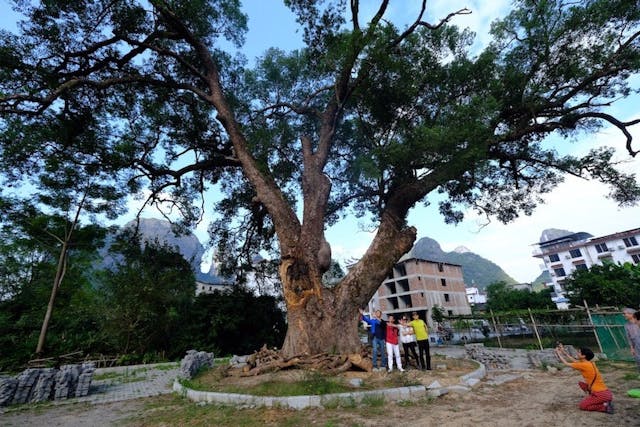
[281,288,362,356]
[36,239,68,355]
[35,190,87,355]
[278,218,416,357]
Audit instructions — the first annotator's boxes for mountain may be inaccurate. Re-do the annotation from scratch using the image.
[406,237,517,290]
[538,228,574,243]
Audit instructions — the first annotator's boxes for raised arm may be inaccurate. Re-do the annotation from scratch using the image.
[554,343,576,366]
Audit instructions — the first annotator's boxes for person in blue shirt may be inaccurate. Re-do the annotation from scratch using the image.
[359,308,387,371]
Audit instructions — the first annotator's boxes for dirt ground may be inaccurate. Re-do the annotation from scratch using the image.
[2,360,639,426]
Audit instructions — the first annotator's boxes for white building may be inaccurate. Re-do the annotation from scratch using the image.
[532,227,640,308]
[466,286,487,305]
[195,279,233,296]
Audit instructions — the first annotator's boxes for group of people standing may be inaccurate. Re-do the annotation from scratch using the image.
[359,308,431,372]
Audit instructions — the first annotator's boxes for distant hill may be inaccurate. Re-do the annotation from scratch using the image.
[406,237,517,290]
[531,270,551,292]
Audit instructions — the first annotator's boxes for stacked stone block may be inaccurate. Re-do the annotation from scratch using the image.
[11,368,41,404]
[0,363,95,407]
[0,376,18,406]
[30,368,56,403]
[179,350,214,379]
[75,363,96,397]
[464,344,511,369]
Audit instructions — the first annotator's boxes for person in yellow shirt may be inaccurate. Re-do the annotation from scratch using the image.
[409,311,431,370]
[555,344,613,414]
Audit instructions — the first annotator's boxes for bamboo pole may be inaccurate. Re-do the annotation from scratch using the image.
[489,309,502,349]
[528,308,543,350]
[583,300,604,353]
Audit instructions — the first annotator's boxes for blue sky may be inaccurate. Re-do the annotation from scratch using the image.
[2,1,639,283]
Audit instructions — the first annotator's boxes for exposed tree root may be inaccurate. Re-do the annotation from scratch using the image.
[239,345,372,377]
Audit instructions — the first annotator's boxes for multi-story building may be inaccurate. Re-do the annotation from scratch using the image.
[533,227,640,307]
[367,257,471,328]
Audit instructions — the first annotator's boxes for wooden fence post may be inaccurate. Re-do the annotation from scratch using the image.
[528,308,543,350]
[583,300,604,354]
[490,309,503,349]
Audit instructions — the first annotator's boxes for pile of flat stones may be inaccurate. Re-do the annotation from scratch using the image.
[464,343,511,369]
[0,363,95,406]
[178,350,214,379]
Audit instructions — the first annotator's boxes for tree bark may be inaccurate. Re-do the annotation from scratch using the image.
[278,210,417,357]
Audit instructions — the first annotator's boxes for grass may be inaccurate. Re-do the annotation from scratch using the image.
[133,395,380,426]
[92,367,150,384]
[181,369,355,396]
[181,362,432,398]
[154,362,179,371]
[132,393,434,426]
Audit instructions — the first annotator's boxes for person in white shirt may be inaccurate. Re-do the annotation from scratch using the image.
[399,316,419,369]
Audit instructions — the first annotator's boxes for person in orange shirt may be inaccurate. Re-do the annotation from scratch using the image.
[555,344,614,414]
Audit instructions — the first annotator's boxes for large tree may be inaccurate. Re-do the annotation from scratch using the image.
[1,0,639,357]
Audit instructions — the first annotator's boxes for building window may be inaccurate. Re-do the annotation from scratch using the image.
[553,267,566,277]
[600,256,614,264]
[444,293,450,302]
[549,254,560,262]
[447,310,453,316]
[594,243,608,253]
[569,249,582,258]
[632,254,640,264]
[441,278,447,287]
[623,236,639,247]
[574,263,588,272]
[438,262,444,272]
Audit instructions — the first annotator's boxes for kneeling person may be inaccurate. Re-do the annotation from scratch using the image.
[555,344,613,414]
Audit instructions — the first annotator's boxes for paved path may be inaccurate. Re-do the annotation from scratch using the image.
[77,363,180,405]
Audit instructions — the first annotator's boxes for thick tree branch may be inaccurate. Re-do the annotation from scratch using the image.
[156,3,302,252]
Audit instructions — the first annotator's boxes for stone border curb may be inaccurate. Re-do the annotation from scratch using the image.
[173,360,486,410]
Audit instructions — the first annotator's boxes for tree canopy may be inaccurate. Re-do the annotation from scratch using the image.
[563,262,640,307]
[1,0,639,356]
[486,281,554,311]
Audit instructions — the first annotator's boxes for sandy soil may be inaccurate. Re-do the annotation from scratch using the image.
[2,361,638,426]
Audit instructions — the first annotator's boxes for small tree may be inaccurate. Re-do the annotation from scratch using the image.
[431,304,445,325]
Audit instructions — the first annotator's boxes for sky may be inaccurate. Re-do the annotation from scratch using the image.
[2,1,639,284]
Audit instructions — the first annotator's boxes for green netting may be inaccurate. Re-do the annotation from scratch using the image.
[591,313,633,361]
